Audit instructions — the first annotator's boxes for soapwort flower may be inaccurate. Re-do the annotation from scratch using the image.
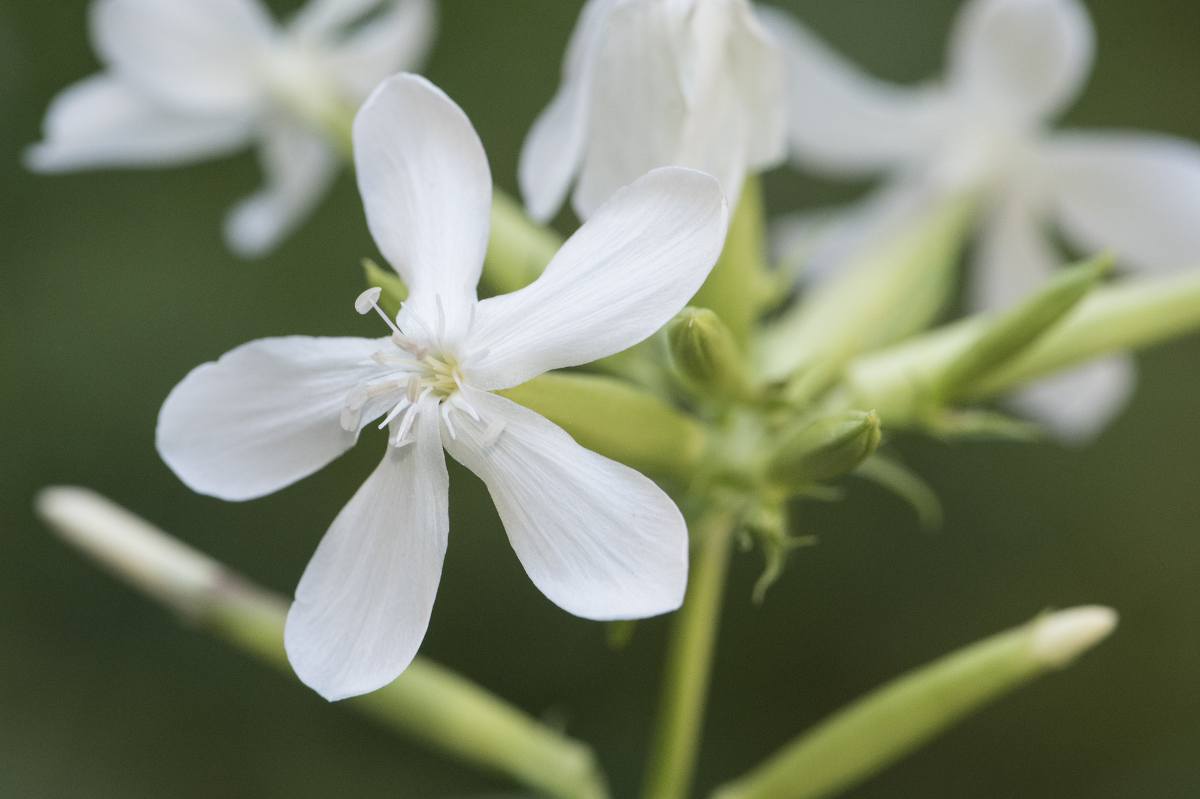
[520,0,785,222]
[156,75,729,700]
[26,0,435,258]
[766,0,1200,439]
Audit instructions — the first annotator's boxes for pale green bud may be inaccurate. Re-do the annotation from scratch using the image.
[767,410,882,487]
[362,257,407,317]
[667,307,752,401]
[500,372,708,481]
[932,254,1111,402]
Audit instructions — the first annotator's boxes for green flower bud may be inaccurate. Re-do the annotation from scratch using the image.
[667,307,752,401]
[500,372,709,481]
[767,410,882,487]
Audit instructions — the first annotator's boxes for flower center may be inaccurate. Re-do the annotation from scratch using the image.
[342,288,480,447]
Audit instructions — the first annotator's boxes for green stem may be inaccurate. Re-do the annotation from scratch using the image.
[642,510,738,799]
[37,487,608,799]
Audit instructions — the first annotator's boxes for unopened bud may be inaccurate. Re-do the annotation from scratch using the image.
[667,307,752,401]
[768,410,882,487]
[1030,606,1118,668]
[35,486,221,616]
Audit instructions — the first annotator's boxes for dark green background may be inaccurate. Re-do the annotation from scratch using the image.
[3,1,1199,796]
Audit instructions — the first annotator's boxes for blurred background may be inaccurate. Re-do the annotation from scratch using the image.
[3,0,1199,796]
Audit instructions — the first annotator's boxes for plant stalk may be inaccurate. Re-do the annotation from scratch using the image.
[642,510,738,799]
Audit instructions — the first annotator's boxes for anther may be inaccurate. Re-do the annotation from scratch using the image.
[355,287,401,336]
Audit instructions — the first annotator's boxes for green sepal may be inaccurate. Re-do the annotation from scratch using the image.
[499,372,709,481]
[932,254,1111,403]
[923,409,1043,442]
[854,456,943,532]
[362,257,407,317]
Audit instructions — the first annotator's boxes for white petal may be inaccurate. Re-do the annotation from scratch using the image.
[90,0,274,115]
[518,0,615,222]
[948,0,1094,121]
[354,74,490,337]
[288,0,380,39]
[25,76,251,172]
[571,0,687,219]
[758,5,945,176]
[728,0,788,173]
[1045,132,1200,272]
[1008,356,1136,443]
[157,336,384,502]
[224,121,338,258]
[469,167,728,390]
[970,189,1059,312]
[442,389,686,620]
[325,0,437,99]
[286,400,448,701]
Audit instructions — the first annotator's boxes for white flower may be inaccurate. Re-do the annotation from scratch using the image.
[520,0,785,223]
[765,0,1200,440]
[156,74,729,701]
[25,0,435,258]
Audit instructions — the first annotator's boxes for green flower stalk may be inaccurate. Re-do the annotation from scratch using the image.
[35,487,608,799]
[712,607,1117,799]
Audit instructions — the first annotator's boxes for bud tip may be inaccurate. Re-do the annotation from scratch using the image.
[1031,605,1118,668]
[35,486,220,613]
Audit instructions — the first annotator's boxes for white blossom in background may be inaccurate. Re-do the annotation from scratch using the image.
[765,0,1200,440]
[26,0,435,258]
[520,0,785,223]
[156,74,728,701]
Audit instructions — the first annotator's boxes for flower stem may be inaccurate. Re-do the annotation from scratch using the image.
[36,487,609,799]
[642,509,738,799]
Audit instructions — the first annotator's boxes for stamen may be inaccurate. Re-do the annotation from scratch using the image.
[441,402,458,440]
[378,397,412,430]
[480,418,507,449]
[404,304,436,342]
[434,295,447,344]
[452,378,482,422]
[392,388,431,445]
[355,287,401,336]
